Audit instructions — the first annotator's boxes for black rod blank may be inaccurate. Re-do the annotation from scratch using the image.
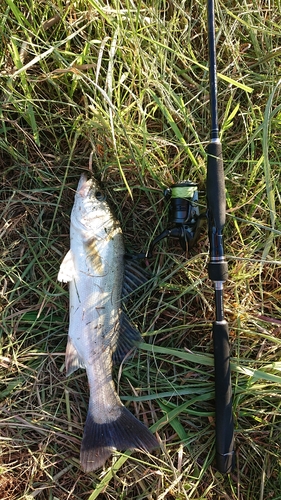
[207,0,219,140]
[206,0,235,473]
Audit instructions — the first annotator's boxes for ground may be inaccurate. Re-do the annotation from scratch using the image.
[0,1,281,499]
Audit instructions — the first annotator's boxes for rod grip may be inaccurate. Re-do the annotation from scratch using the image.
[207,142,226,229]
[213,320,235,473]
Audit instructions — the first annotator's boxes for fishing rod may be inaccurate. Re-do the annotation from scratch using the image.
[206,0,235,473]
[128,0,234,474]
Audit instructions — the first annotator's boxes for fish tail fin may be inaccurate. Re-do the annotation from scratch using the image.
[80,406,158,472]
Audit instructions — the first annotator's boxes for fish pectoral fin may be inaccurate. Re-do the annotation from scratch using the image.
[57,250,76,283]
[80,406,158,472]
[112,312,142,365]
[65,336,86,375]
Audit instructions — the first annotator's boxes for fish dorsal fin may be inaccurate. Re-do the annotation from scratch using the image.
[57,250,76,283]
[122,259,150,300]
[65,336,86,375]
[112,312,141,365]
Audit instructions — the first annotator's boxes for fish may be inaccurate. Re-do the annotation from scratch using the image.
[57,173,158,472]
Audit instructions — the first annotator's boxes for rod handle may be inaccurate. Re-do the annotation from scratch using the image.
[207,142,226,230]
[213,320,235,473]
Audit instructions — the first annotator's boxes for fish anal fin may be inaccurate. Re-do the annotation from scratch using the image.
[112,312,141,365]
[65,336,86,376]
[80,406,158,472]
[58,250,76,283]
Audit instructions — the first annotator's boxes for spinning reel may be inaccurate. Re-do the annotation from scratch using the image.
[126,181,203,260]
[146,181,202,257]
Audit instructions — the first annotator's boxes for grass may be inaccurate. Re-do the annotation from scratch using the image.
[0,0,281,498]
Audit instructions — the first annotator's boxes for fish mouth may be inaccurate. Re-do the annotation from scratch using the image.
[77,173,94,198]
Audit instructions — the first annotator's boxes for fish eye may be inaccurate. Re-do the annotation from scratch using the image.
[95,191,106,201]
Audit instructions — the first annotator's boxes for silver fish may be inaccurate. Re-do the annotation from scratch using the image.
[58,174,158,472]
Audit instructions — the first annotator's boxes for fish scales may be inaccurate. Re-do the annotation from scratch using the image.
[58,174,158,471]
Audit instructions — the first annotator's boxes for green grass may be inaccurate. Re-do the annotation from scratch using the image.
[1,0,281,498]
